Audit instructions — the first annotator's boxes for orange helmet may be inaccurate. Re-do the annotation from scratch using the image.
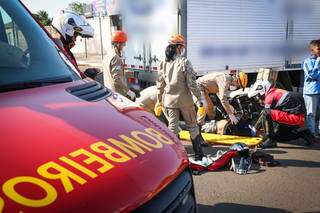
[112,31,128,43]
[169,34,185,46]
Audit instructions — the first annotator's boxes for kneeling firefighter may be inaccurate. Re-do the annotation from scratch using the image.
[155,34,211,166]
[136,85,157,113]
[136,86,168,125]
[248,80,316,148]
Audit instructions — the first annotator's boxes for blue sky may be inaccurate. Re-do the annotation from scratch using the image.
[21,0,92,17]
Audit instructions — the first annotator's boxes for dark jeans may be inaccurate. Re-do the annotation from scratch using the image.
[256,109,309,142]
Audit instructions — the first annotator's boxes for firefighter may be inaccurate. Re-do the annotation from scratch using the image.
[136,86,207,146]
[155,34,211,166]
[248,80,316,148]
[196,72,248,125]
[136,85,169,125]
[102,31,136,100]
[136,85,157,113]
[52,10,94,65]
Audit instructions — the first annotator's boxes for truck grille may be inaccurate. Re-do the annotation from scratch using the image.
[135,170,196,213]
[66,81,111,102]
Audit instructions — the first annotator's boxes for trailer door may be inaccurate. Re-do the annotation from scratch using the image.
[288,0,320,65]
[186,0,287,75]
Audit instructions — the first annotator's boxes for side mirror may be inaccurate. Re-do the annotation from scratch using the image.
[84,68,101,80]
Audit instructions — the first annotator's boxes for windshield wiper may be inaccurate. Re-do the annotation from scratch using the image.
[0,76,73,93]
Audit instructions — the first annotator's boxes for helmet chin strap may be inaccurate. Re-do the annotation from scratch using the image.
[113,44,123,56]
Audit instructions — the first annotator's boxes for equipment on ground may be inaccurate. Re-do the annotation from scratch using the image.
[229,143,252,175]
[189,150,238,174]
[189,143,279,175]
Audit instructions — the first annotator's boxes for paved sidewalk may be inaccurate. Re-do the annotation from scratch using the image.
[75,53,104,70]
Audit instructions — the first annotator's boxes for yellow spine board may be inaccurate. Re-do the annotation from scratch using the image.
[179,131,262,146]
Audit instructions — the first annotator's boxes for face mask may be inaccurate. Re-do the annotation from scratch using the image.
[114,44,125,56]
[180,48,186,56]
[120,46,126,57]
[230,85,237,91]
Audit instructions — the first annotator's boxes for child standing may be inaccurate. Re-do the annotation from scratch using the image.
[303,40,320,136]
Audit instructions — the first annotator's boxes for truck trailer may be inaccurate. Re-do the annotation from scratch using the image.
[75,0,320,91]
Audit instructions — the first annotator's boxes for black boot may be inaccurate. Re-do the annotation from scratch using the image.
[191,135,205,161]
[299,129,317,146]
[198,126,209,147]
[200,136,209,147]
[260,110,277,149]
[260,137,277,149]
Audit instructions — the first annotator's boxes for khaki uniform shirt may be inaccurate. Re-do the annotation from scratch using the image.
[102,49,129,96]
[156,56,201,108]
[136,86,157,113]
[197,72,234,115]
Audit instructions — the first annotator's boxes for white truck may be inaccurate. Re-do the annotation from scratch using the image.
[77,0,320,91]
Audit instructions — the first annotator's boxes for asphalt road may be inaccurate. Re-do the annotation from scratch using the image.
[183,140,320,213]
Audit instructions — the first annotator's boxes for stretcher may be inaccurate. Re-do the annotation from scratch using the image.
[179,131,262,147]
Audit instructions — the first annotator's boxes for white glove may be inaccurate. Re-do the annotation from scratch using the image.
[127,90,136,100]
[229,114,239,125]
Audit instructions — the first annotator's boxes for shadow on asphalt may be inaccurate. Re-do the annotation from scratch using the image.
[264,150,287,154]
[278,159,320,168]
[276,144,320,150]
[198,203,291,213]
[276,138,320,150]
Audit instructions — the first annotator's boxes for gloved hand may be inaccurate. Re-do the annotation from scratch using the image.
[200,92,208,110]
[126,90,136,101]
[154,102,162,117]
[229,114,239,125]
[197,102,207,118]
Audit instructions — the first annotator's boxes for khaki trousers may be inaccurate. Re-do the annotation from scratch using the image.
[164,107,199,140]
